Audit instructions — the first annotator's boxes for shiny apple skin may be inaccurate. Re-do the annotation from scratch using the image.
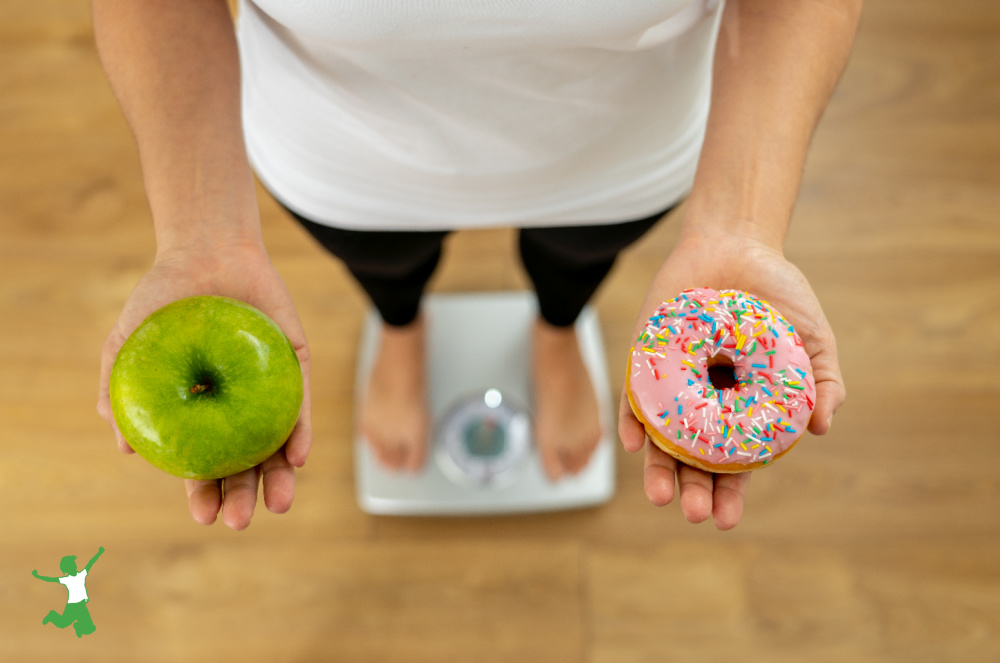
[110,296,303,480]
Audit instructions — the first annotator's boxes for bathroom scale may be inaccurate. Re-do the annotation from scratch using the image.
[353,291,616,515]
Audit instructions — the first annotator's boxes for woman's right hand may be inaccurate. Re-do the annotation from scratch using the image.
[96,241,312,531]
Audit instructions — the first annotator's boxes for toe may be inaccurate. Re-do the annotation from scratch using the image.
[374,440,405,470]
[405,438,427,473]
[540,445,563,481]
[565,444,592,475]
[364,423,402,470]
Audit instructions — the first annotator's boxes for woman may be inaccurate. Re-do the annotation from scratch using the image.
[94,0,854,530]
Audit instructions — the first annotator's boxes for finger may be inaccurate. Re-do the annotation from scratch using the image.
[251,278,313,467]
[221,467,261,531]
[806,340,846,436]
[711,472,751,530]
[285,344,313,467]
[618,388,646,453]
[676,463,714,523]
[97,328,134,454]
[643,438,677,506]
[114,428,133,454]
[809,378,846,435]
[185,479,222,526]
[261,448,296,514]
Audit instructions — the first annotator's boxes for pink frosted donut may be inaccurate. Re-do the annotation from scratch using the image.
[625,288,816,472]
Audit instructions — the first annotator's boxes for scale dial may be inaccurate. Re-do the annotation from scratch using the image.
[436,388,531,487]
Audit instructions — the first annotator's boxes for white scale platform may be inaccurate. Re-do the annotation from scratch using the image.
[353,292,616,515]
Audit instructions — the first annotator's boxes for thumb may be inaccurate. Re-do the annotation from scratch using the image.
[618,387,646,453]
[806,337,846,436]
[97,325,134,454]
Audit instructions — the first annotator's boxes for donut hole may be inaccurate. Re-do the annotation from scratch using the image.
[707,354,738,390]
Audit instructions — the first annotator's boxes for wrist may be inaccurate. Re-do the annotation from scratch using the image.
[148,165,264,258]
[677,193,788,253]
[154,211,265,261]
[154,230,268,268]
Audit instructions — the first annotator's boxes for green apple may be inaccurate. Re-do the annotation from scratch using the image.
[110,295,303,480]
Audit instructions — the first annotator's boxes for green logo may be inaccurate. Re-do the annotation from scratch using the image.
[32,546,104,638]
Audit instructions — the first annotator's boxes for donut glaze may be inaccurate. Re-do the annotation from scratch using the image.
[626,288,816,472]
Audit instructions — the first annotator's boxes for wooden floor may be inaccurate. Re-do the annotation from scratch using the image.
[3,1,999,661]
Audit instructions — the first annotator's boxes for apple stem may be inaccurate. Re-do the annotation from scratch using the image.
[190,384,210,394]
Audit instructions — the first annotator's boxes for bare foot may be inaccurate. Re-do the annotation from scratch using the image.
[362,315,430,472]
[532,318,603,481]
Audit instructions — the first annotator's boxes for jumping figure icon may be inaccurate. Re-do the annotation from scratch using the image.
[32,546,105,638]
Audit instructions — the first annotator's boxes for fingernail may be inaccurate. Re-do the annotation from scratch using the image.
[827,413,834,430]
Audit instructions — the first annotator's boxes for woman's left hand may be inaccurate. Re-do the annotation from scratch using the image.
[617,229,846,529]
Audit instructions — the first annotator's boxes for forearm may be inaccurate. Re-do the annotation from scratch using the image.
[682,0,862,249]
[92,0,262,256]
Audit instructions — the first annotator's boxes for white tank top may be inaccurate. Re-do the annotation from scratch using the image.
[237,0,723,230]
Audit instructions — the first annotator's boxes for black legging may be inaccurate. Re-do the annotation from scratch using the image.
[282,204,674,327]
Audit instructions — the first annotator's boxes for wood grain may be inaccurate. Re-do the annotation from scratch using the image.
[2,0,999,661]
